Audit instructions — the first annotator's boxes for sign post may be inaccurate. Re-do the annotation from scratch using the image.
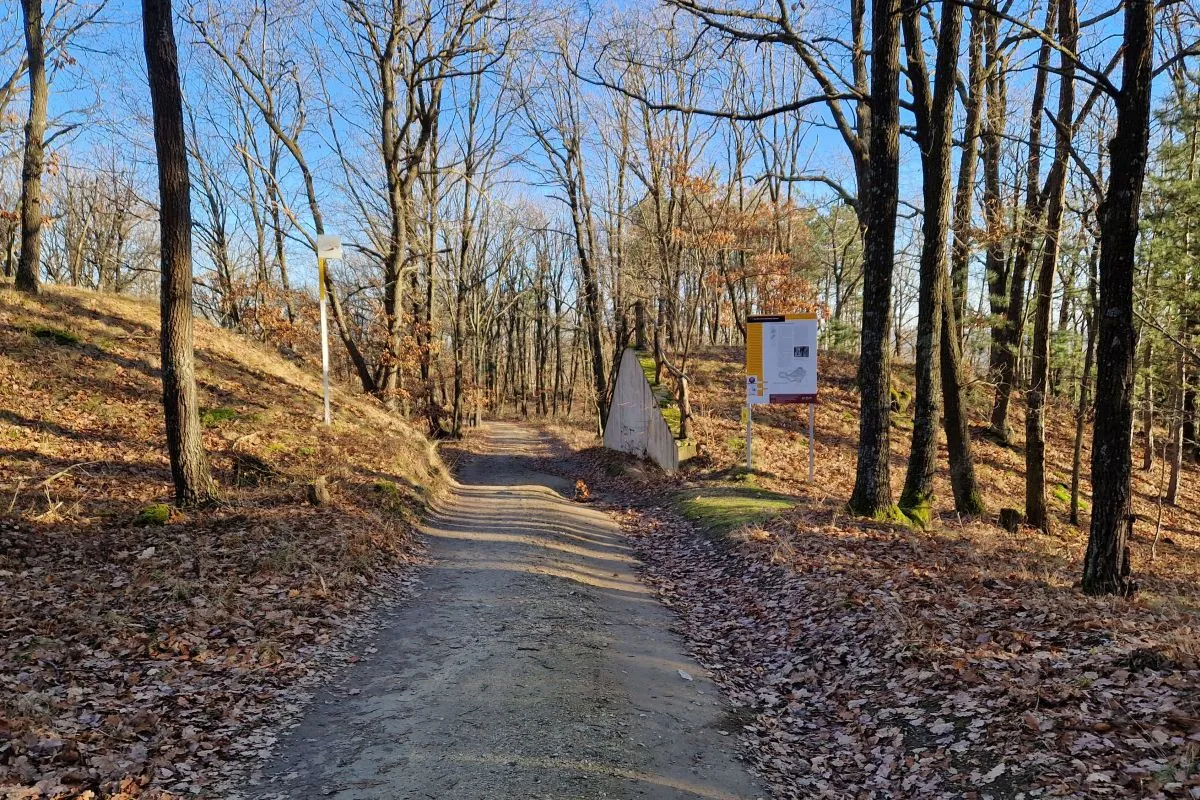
[745,313,820,480]
[808,401,815,482]
[315,234,342,427]
[745,399,753,470]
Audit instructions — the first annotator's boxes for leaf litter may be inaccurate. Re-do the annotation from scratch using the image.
[533,426,1200,800]
[1,289,447,799]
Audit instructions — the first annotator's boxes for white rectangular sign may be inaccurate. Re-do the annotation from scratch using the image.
[745,313,818,405]
[316,234,342,260]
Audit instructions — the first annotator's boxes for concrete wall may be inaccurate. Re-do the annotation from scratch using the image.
[603,348,683,472]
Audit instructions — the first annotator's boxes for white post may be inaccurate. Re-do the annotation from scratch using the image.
[745,402,753,470]
[319,257,331,426]
[807,401,815,482]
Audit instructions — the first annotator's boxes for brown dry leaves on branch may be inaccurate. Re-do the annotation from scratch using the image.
[1,288,446,799]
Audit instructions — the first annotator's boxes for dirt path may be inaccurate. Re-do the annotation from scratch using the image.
[249,423,763,800]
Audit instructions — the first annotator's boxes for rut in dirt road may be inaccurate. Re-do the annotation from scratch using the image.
[250,423,764,800]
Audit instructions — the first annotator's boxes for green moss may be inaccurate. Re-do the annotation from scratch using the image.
[724,466,759,486]
[200,407,239,427]
[890,386,912,414]
[634,349,682,438]
[661,405,682,436]
[30,325,80,346]
[676,486,794,539]
[873,504,912,526]
[960,490,986,517]
[637,351,658,385]
[1052,483,1072,504]
[899,489,934,529]
[134,503,171,526]
[900,502,931,528]
[846,498,911,526]
[374,479,401,498]
[373,479,409,512]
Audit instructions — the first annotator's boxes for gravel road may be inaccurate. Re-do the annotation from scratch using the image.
[250,422,763,800]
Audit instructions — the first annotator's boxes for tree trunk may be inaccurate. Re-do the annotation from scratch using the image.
[265,148,294,322]
[848,0,901,519]
[1166,352,1185,504]
[898,0,963,527]
[1141,334,1155,469]
[982,8,1009,379]
[949,8,985,342]
[990,3,1056,442]
[142,0,218,507]
[1070,245,1099,526]
[1026,0,1076,532]
[1083,0,1154,597]
[941,272,986,516]
[16,0,48,295]
[571,190,609,424]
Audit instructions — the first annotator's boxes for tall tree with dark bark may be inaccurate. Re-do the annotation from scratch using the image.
[1026,0,1077,531]
[1083,0,1155,596]
[898,0,964,527]
[16,0,48,295]
[989,2,1055,443]
[949,8,985,341]
[848,0,903,519]
[142,0,218,506]
[640,0,902,517]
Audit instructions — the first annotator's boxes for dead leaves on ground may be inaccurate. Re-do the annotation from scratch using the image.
[1,289,440,798]
[545,439,1200,800]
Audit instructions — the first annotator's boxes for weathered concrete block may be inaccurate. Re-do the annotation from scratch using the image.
[603,348,693,473]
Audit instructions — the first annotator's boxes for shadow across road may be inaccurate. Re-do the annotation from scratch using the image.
[251,422,764,800]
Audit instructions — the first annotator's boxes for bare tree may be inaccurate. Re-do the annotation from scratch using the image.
[1025,0,1077,531]
[142,0,218,506]
[524,19,611,426]
[847,0,903,518]
[15,0,48,294]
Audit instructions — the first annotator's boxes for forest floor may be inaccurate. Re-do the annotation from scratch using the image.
[248,422,763,800]
[535,346,1200,799]
[0,287,447,799]
[7,286,1200,800]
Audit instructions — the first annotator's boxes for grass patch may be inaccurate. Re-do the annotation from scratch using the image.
[637,351,659,386]
[30,325,81,346]
[662,405,682,435]
[200,407,239,427]
[134,503,171,526]
[374,479,401,498]
[676,486,795,538]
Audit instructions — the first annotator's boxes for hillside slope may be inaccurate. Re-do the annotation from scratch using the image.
[682,346,1200,590]
[546,346,1200,798]
[0,287,447,799]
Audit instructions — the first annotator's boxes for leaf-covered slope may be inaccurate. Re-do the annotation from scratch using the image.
[544,347,1200,799]
[0,286,447,798]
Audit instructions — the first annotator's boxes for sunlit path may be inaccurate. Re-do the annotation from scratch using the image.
[250,423,763,800]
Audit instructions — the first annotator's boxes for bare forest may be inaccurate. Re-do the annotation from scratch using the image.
[5,0,1200,796]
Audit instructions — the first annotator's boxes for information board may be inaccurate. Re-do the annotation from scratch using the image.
[745,313,818,405]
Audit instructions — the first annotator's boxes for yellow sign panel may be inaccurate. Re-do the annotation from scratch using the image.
[745,313,818,405]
